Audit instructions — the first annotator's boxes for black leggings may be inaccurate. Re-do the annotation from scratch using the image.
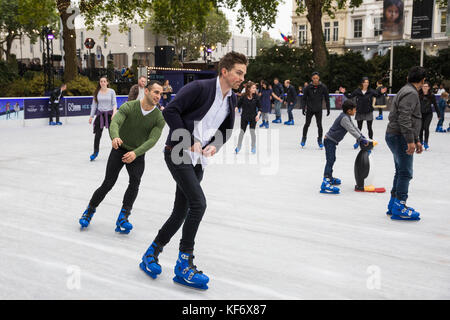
[93,114,112,153]
[237,118,257,149]
[420,112,433,143]
[302,111,323,140]
[357,120,373,139]
[89,147,145,210]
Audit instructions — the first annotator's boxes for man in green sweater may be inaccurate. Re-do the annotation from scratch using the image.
[79,80,166,234]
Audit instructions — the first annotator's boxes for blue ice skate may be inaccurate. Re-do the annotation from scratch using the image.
[79,205,96,229]
[386,196,395,216]
[115,208,133,234]
[318,139,324,150]
[56,121,62,125]
[173,252,209,290]
[272,117,282,123]
[90,152,99,161]
[390,199,420,221]
[49,121,56,126]
[376,115,383,120]
[140,242,163,279]
[353,142,359,149]
[320,178,340,194]
[284,120,294,125]
[251,147,256,154]
[329,177,341,185]
[423,142,429,150]
[300,138,306,148]
[235,147,240,154]
[259,120,266,128]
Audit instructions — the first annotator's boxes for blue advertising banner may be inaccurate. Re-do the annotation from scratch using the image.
[65,97,94,117]
[24,98,58,119]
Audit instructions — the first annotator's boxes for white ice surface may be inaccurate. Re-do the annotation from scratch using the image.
[1,110,449,299]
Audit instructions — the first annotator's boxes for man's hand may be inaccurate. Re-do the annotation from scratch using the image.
[339,87,346,94]
[89,117,93,124]
[190,141,202,154]
[381,87,388,94]
[415,142,423,154]
[202,145,216,157]
[406,142,416,155]
[255,115,260,122]
[160,106,165,111]
[122,151,136,164]
[112,137,123,150]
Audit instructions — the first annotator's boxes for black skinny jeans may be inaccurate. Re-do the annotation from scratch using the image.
[302,110,323,140]
[420,112,433,143]
[89,147,145,210]
[237,118,257,149]
[154,149,206,254]
[357,120,373,139]
[49,102,60,123]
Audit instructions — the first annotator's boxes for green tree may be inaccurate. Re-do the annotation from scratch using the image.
[0,0,58,61]
[177,9,232,62]
[256,31,279,54]
[295,0,363,70]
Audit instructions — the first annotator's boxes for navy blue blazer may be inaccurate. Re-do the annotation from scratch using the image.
[162,78,237,151]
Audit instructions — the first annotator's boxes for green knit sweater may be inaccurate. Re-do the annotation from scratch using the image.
[109,100,166,157]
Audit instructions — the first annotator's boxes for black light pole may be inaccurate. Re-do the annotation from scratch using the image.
[42,26,55,94]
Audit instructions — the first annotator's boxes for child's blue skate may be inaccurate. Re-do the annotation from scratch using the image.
[251,147,256,154]
[423,142,429,150]
[140,242,163,279]
[330,177,341,185]
[173,252,209,290]
[90,152,99,161]
[353,142,359,149]
[79,205,96,229]
[259,120,266,128]
[235,147,240,154]
[390,199,420,221]
[376,115,383,120]
[115,208,133,234]
[320,178,340,194]
[272,117,282,123]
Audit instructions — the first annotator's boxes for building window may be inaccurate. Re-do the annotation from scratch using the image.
[298,24,307,44]
[333,21,339,41]
[441,10,447,33]
[354,19,362,38]
[80,31,84,48]
[128,28,132,47]
[374,17,383,36]
[324,22,330,42]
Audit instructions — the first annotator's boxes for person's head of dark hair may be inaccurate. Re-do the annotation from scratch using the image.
[261,80,269,88]
[407,66,426,84]
[245,81,256,97]
[342,99,356,114]
[93,76,109,103]
[274,77,279,82]
[146,80,163,90]
[312,71,319,77]
[218,51,248,77]
[419,81,432,98]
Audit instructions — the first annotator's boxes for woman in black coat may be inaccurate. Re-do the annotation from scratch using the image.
[340,77,386,147]
[235,81,262,154]
[419,81,440,150]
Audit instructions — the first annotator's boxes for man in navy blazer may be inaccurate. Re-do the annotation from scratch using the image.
[140,52,247,290]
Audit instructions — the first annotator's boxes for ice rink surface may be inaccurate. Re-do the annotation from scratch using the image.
[1,110,449,299]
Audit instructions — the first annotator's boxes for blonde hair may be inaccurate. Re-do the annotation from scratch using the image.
[441,91,449,99]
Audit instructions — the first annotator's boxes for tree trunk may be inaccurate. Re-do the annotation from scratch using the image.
[5,34,16,62]
[306,0,328,69]
[57,0,77,82]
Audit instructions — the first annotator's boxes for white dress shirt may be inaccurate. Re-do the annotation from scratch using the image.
[187,77,232,167]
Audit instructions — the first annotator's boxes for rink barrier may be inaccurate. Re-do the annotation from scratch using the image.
[0,94,445,120]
